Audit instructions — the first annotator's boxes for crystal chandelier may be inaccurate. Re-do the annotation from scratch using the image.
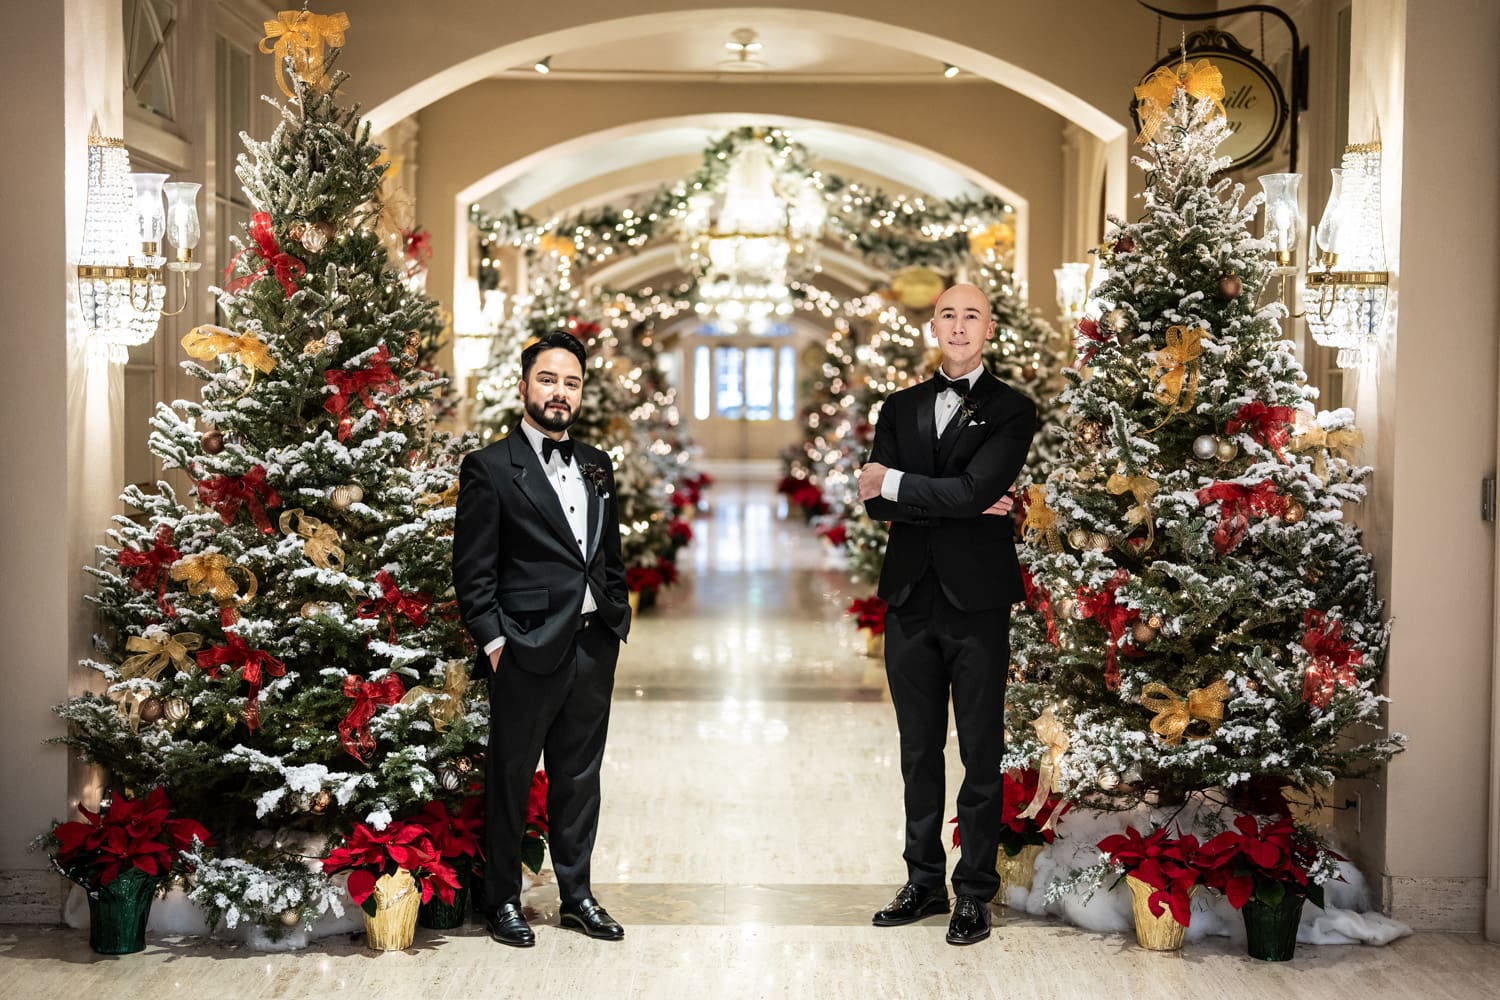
[76,130,200,363]
[1301,142,1390,369]
[680,136,825,333]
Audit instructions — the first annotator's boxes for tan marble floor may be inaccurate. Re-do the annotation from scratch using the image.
[5,473,1500,999]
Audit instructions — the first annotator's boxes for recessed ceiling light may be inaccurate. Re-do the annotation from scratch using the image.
[534,55,552,74]
[943,63,960,79]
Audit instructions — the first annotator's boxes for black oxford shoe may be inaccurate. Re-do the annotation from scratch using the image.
[872,882,950,926]
[946,894,991,945]
[559,897,625,940]
[485,902,535,947]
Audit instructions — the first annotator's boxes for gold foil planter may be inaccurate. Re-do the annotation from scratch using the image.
[363,869,420,951]
[1126,875,1191,951]
[996,843,1044,906]
[628,591,641,616]
[862,629,885,659]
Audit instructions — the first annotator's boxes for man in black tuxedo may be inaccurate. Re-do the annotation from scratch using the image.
[453,330,632,948]
[858,282,1036,945]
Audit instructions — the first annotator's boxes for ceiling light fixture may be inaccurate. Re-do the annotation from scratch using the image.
[533,55,551,74]
[943,63,960,79]
[724,28,763,56]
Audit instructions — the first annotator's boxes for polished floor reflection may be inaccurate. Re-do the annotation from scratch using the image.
[5,472,1500,998]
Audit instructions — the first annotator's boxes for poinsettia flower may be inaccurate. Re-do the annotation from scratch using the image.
[49,787,213,890]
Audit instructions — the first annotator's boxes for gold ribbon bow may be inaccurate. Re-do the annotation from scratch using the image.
[169,553,258,606]
[260,11,350,99]
[967,221,1015,264]
[109,688,151,733]
[417,481,460,508]
[183,325,275,398]
[1145,325,1208,433]
[1140,679,1232,745]
[1018,707,1070,830]
[1021,484,1062,553]
[1106,471,1160,548]
[1134,58,1227,145]
[120,631,202,681]
[279,509,345,571]
[537,232,578,259]
[1291,424,1365,482]
[398,660,471,731]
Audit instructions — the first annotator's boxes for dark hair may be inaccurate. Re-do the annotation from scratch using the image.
[520,330,587,379]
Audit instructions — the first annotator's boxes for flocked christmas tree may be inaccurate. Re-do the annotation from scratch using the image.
[54,49,486,937]
[1005,75,1402,818]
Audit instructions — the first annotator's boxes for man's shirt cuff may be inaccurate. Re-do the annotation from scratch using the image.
[483,636,506,656]
[880,468,905,502]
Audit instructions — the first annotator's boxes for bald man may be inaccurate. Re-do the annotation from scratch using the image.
[857,283,1037,945]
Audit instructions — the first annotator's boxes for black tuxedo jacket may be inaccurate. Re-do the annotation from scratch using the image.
[452,431,632,677]
[863,371,1037,611]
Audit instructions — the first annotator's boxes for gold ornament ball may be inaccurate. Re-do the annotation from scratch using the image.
[1216,437,1240,462]
[391,407,406,427]
[1192,434,1219,461]
[330,484,364,510]
[280,909,301,927]
[1131,622,1158,644]
[1104,307,1132,340]
[163,697,190,724]
[1056,597,1078,621]
[452,755,474,774]
[1284,499,1307,523]
[200,430,225,454]
[139,697,164,724]
[1076,420,1104,446]
[299,221,334,254]
[300,601,330,619]
[1067,527,1090,550]
[1089,532,1111,551]
[1146,614,1164,630]
[1218,273,1244,299]
[311,790,332,814]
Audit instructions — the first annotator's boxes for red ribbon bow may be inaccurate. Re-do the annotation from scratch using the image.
[1020,564,1059,648]
[1076,569,1139,690]
[196,633,286,732]
[338,674,406,763]
[195,464,282,534]
[325,346,400,441]
[1300,610,1364,710]
[118,524,182,617]
[225,212,306,298]
[1195,480,1289,554]
[1073,316,1110,368]
[1226,401,1295,462]
[358,569,431,640]
[402,227,433,267]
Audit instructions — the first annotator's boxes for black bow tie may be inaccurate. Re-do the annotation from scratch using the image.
[934,373,972,397]
[541,437,575,465]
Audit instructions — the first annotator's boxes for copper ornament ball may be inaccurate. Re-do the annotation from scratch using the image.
[138,697,165,724]
[200,430,225,454]
[1114,235,1135,255]
[300,221,334,254]
[1284,499,1307,523]
[1131,622,1158,644]
[1146,614,1164,630]
[311,790,333,814]
[1076,420,1104,446]
[1218,273,1244,299]
[453,755,474,774]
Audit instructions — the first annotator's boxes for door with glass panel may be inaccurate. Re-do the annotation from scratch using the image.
[686,335,799,460]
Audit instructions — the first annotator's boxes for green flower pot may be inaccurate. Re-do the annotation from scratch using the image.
[418,857,472,930]
[86,868,160,955]
[1242,892,1305,961]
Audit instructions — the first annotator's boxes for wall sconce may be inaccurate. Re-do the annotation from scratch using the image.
[76,130,199,363]
[1302,142,1389,369]
[1257,172,1302,272]
[1053,261,1091,322]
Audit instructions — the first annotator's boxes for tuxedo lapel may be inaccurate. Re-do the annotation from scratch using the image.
[507,433,583,560]
[914,384,937,474]
[584,466,603,561]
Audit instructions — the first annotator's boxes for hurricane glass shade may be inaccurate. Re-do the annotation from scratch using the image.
[1257,172,1302,260]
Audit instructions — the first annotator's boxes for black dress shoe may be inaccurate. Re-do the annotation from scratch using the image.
[559,897,625,940]
[946,894,991,945]
[872,882,950,926]
[485,902,535,948]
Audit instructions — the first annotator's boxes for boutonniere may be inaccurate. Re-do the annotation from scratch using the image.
[957,395,980,424]
[579,462,611,499]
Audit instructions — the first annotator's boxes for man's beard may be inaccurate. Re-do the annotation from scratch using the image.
[525,395,577,433]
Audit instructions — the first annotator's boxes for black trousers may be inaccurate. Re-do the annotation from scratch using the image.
[484,619,619,907]
[883,571,1011,900]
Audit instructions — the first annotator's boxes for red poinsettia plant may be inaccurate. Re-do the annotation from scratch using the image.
[49,787,213,892]
[1198,813,1345,910]
[411,797,484,863]
[847,596,888,635]
[950,767,1069,857]
[1098,824,1206,926]
[522,770,549,874]
[321,819,460,916]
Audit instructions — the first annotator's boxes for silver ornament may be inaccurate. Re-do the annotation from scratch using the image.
[437,766,462,791]
[1192,434,1219,460]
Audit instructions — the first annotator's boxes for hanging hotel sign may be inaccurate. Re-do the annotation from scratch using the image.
[1132,28,1288,170]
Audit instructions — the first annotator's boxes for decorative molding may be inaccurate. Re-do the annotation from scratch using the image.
[0,869,66,924]
[1381,873,1486,933]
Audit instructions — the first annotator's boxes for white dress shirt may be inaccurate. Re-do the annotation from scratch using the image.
[483,420,599,657]
[880,362,984,501]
